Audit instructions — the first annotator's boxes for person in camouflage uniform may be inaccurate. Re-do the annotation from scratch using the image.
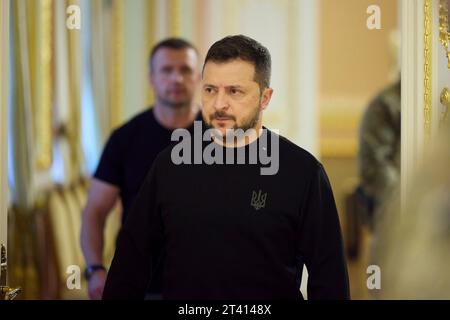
[357,80,401,230]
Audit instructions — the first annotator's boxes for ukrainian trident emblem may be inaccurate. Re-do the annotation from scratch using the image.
[251,190,267,210]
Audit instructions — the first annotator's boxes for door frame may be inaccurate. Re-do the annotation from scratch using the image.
[401,0,449,210]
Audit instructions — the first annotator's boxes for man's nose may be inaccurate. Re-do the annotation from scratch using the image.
[170,71,184,83]
[213,90,229,110]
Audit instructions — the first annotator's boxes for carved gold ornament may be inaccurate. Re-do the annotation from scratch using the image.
[440,87,449,125]
[439,0,450,68]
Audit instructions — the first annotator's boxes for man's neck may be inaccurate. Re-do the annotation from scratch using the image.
[153,101,199,130]
[213,125,264,148]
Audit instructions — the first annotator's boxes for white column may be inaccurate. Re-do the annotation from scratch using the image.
[293,0,319,297]
[295,0,319,158]
[400,0,425,211]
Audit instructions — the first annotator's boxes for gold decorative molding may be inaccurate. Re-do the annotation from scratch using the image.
[440,87,449,125]
[424,0,432,141]
[110,0,123,128]
[37,0,53,170]
[439,0,450,68]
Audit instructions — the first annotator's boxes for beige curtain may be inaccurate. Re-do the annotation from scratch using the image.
[9,0,48,299]
[90,0,114,140]
[10,0,35,210]
[52,0,83,185]
[0,0,10,250]
[67,0,83,180]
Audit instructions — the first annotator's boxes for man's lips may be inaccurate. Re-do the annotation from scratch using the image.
[168,87,186,94]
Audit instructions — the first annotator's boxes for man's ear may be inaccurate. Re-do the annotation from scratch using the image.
[260,87,274,110]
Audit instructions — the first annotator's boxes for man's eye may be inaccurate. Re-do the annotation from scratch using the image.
[231,89,242,95]
[181,67,193,75]
[204,87,214,93]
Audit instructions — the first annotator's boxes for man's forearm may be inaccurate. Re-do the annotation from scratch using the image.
[81,212,107,265]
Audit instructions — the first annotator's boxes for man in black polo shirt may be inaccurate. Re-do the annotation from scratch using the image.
[80,38,202,300]
[103,35,350,300]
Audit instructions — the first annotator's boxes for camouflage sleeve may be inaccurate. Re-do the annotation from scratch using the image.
[357,97,400,205]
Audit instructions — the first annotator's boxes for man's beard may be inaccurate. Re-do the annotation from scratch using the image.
[203,101,262,142]
[158,94,190,109]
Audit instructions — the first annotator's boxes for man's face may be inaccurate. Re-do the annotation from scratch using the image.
[201,59,273,136]
[150,47,199,108]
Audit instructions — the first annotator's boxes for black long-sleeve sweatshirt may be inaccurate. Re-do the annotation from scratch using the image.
[103,128,350,300]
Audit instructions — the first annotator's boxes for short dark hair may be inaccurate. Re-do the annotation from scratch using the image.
[203,35,271,90]
[149,38,198,72]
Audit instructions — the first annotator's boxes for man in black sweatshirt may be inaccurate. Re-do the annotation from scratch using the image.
[103,35,350,300]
